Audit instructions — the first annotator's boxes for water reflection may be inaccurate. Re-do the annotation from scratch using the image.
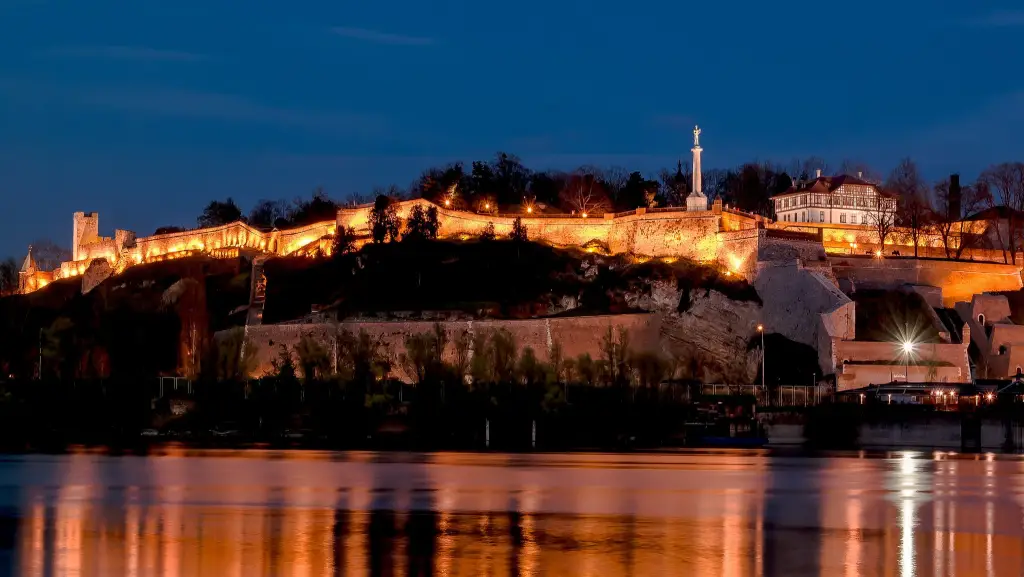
[0,450,1023,576]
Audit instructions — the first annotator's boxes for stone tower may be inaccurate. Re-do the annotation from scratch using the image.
[686,125,709,211]
[72,212,99,262]
[18,245,37,293]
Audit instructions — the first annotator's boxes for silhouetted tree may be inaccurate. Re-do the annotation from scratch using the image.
[289,187,339,227]
[0,257,17,295]
[198,198,243,228]
[865,189,899,252]
[491,152,532,207]
[659,161,690,206]
[528,171,568,207]
[213,327,258,382]
[980,162,1024,264]
[404,205,440,241]
[154,226,186,235]
[294,334,331,384]
[510,217,528,242]
[617,171,661,210]
[332,226,357,257]
[560,171,609,215]
[480,223,496,241]
[888,158,932,257]
[414,163,466,206]
[369,195,401,243]
[934,176,991,260]
[248,199,290,229]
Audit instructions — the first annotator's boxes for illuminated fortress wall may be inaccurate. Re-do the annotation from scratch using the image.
[338,199,752,267]
[23,199,822,295]
[54,216,336,284]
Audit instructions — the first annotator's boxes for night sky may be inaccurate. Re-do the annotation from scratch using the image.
[1,0,1022,258]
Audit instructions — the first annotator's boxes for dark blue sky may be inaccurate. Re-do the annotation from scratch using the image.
[2,0,1023,258]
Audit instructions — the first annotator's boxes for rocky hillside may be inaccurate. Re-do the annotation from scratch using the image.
[0,239,823,385]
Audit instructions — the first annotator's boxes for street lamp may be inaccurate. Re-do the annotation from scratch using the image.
[901,340,914,382]
[757,324,765,392]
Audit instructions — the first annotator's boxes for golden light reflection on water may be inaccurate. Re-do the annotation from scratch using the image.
[3,450,1024,576]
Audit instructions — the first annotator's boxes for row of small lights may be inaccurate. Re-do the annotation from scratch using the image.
[931,389,996,401]
[443,197,584,218]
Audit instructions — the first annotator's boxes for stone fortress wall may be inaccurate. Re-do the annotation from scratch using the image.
[23,198,766,293]
[26,196,1020,302]
[338,199,735,264]
[829,255,1023,306]
[52,215,337,285]
[242,314,662,383]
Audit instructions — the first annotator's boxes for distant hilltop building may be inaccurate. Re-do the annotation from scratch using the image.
[771,171,897,225]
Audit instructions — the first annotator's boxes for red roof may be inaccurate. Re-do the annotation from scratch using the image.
[771,174,894,200]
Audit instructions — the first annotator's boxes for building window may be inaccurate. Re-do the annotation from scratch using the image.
[819,211,824,221]
[840,214,847,224]
[851,215,857,224]
[802,211,806,222]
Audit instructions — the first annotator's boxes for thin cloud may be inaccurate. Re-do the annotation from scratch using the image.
[967,10,1024,28]
[331,26,434,46]
[47,45,208,62]
[80,87,385,134]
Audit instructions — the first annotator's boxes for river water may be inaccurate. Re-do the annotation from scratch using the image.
[0,448,1023,576]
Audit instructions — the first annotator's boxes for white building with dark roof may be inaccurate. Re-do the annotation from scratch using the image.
[771,171,896,226]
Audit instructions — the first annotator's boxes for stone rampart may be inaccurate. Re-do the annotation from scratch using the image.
[339,201,726,261]
[829,255,1023,306]
[754,260,854,374]
[240,313,662,382]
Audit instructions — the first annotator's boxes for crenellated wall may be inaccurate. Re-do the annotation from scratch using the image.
[54,217,337,285]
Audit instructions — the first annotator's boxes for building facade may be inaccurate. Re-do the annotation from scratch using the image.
[771,172,897,226]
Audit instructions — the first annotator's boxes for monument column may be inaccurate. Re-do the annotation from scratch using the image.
[692,126,703,195]
[686,125,709,211]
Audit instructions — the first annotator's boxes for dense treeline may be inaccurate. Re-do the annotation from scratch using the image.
[184,154,1024,263]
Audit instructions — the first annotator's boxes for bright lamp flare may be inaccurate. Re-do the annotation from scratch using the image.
[902,341,914,354]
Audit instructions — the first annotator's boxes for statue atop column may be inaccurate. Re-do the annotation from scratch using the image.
[687,125,708,211]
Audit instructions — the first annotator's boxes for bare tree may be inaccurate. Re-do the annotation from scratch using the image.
[0,257,17,295]
[559,171,609,216]
[887,158,932,257]
[865,191,899,253]
[794,156,829,180]
[599,166,630,207]
[979,162,1024,264]
[933,176,991,259]
[838,159,882,183]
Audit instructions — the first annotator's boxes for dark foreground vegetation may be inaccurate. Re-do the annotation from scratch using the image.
[0,378,738,452]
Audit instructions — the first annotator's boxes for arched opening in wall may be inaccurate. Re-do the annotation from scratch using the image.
[1017,365,1022,375]
[999,345,1008,355]
[978,314,985,326]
